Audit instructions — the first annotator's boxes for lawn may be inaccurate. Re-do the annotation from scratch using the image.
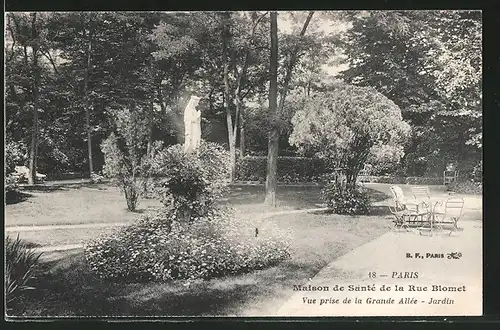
[7,211,390,317]
[5,182,387,227]
[5,183,162,227]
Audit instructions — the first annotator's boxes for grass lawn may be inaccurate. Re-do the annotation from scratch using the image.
[7,211,390,317]
[5,184,162,227]
[5,183,387,227]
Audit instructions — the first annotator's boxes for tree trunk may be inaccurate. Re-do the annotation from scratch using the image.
[147,101,154,156]
[239,113,246,158]
[221,12,236,181]
[265,11,314,205]
[84,26,94,177]
[264,11,279,206]
[28,13,39,186]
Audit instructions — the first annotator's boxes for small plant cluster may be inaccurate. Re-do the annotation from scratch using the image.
[322,181,371,215]
[86,141,291,282]
[235,156,329,183]
[5,235,43,306]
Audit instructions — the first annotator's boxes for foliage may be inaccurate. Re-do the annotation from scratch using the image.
[235,156,330,183]
[366,144,407,176]
[447,180,482,195]
[322,182,371,215]
[101,132,143,212]
[5,140,27,175]
[101,103,152,211]
[289,82,411,187]
[85,205,291,282]
[143,142,231,221]
[339,10,482,175]
[5,235,43,305]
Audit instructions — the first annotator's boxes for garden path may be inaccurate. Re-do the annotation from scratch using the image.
[7,207,329,255]
[273,218,482,317]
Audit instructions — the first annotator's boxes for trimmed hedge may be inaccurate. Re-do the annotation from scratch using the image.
[358,175,443,185]
[447,180,482,195]
[235,156,329,183]
[236,156,445,185]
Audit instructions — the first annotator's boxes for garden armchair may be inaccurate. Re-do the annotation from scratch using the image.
[431,197,465,235]
[389,185,429,228]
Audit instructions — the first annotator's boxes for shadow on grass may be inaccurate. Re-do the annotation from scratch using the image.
[21,182,110,193]
[228,185,389,210]
[365,187,390,203]
[228,185,323,209]
[5,191,33,205]
[7,252,267,317]
[309,206,391,217]
[368,205,391,216]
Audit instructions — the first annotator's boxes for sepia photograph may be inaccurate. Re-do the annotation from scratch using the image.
[4,10,482,318]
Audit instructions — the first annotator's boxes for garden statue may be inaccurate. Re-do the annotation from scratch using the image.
[183,95,201,153]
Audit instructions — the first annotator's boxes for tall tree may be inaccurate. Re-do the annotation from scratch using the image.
[83,14,95,176]
[220,12,236,180]
[28,12,41,185]
[265,11,314,206]
[265,11,279,206]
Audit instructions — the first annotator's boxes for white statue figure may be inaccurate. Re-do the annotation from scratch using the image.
[183,95,201,153]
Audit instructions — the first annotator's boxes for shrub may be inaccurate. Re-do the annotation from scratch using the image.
[85,206,291,282]
[447,180,482,195]
[322,182,371,215]
[101,133,146,211]
[5,235,43,305]
[235,156,329,183]
[5,140,26,175]
[143,142,231,221]
[101,104,151,211]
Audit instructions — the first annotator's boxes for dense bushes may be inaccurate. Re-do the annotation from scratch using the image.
[447,180,482,195]
[5,235,43,305]
[86,141,291,282]
[235,156,329,183]
[322,182,371,215]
